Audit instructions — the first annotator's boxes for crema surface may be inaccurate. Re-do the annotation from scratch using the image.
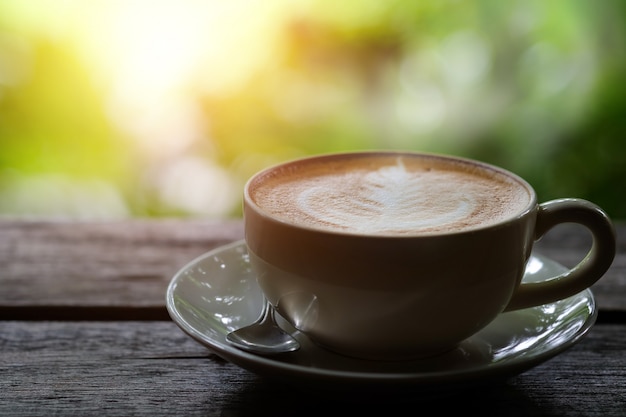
[249,154,532,235]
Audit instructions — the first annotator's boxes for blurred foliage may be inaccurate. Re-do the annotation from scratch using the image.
[0,0,625,219]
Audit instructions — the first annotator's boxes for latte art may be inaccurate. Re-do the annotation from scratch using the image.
[297,165,476,234]
[249,154,531,235]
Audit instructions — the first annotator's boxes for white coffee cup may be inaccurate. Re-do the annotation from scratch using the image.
[243,151,616,360]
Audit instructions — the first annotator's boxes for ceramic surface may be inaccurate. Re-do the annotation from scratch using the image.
[166,240,597,390]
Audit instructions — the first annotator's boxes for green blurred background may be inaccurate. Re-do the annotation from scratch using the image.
[1,0,625,219]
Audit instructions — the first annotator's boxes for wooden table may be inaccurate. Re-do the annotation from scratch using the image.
[1,219,624,416]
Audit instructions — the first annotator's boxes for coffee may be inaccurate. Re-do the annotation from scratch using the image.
[248,153,532,235]
[244,151,615,359]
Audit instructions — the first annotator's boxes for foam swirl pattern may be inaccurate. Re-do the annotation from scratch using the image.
[250,156,531,236]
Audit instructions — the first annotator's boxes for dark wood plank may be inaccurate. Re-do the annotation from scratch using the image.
[1,321,624,416]
[0,220,624,317]
[0,219,243,311]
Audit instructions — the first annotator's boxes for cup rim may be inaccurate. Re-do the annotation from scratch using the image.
[243,150,537,238]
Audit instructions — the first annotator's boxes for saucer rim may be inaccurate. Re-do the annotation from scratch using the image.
[166,239,597,387]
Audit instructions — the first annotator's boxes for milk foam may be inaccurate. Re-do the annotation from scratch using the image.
[251,156,531,235]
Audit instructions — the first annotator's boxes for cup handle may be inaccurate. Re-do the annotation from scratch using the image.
[504,198,616,311]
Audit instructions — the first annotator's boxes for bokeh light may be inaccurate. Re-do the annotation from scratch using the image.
[1,0,625,219]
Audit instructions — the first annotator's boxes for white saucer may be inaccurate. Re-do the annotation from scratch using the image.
[166,240,596,390]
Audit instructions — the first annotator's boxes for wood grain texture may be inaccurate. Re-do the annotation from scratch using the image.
[1,321,624,417]
[0,219,243,310]
[0,219,625,416]
[1,219,623,316]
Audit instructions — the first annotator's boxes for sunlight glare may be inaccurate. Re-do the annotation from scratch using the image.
[78,0,287,158]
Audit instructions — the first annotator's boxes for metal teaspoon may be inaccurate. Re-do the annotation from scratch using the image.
[226,299,300,354]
